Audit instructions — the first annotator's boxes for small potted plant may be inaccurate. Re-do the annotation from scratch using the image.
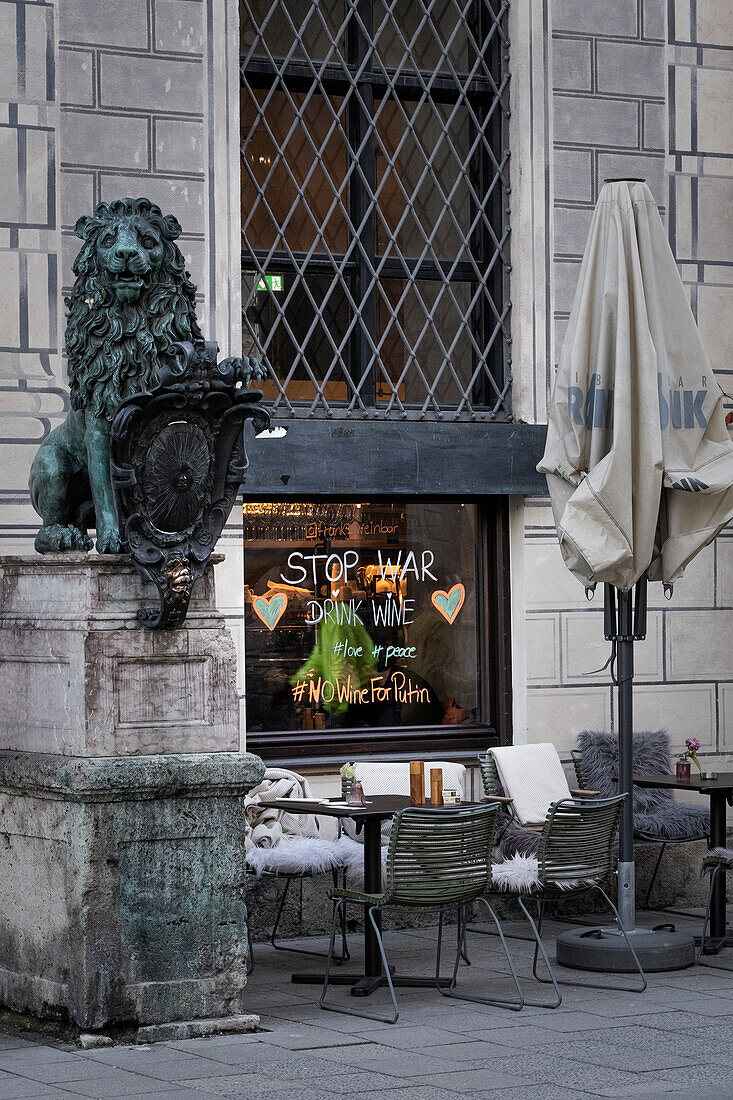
[340,762,356,800]
[676,737,702,782]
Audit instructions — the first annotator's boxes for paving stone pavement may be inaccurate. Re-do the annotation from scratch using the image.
[1,913,732,1099]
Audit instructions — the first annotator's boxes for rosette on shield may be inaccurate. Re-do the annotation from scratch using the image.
[144,422,211,533]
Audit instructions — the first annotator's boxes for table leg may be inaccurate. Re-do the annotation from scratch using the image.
[351,817,384,996]
[708,791,728,946]
[292,816,385,992]
[364,818,383,973]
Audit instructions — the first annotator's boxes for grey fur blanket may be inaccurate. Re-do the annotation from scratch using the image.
[494,812,542,858]
[491,728,710,858]
[575,729,710,841]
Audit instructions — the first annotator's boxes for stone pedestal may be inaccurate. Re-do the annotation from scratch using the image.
[0,750,264,1029]
[0,555,264,1030]
[0,555,239,755]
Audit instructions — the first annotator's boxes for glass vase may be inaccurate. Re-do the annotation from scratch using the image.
[676,760,691,782]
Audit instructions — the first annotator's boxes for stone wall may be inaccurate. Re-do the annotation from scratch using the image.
[551,0,666,356]
[516,0,733,760]
[58,0,208,305]
[0,0,64,536]
[0,0,248,737]
[668,0,733,426]
[0,0,730,763]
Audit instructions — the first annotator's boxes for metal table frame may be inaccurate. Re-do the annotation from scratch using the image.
[634,772,733,952]
[259,794,484,995]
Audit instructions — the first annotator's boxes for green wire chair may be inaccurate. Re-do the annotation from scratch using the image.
[475,753,647,1002]
[319,803,524,1023]
[477,749,503,801]
[491,794,648,1006]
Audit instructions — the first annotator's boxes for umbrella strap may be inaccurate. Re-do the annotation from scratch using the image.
[582,639,617,682]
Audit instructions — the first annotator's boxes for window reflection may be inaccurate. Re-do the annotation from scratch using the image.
[241,87,349,255]
[242,269,352,403]
[376,278,477,406]
[376,98,472,261]
[240,0,346,63]
[374,0,473,73]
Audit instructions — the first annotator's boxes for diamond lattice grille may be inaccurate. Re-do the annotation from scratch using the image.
[240,0,511,419]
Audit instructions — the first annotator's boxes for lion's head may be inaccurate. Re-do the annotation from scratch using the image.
[65,198,202,420]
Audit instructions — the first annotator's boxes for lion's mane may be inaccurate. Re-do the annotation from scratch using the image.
[65,198,202,421]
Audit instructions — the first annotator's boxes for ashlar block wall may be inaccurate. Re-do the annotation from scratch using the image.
[58,0,208,307]
[0,0,248,739]
[0,0,729,758]
[520,0,733,759]
[0,0,62,530]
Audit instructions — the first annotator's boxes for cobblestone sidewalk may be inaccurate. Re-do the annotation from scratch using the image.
[1,913,732,1100]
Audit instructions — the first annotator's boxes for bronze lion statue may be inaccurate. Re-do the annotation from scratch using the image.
[29,197,264,554]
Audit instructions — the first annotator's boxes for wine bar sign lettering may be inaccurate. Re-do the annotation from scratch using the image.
[252,549,466,630]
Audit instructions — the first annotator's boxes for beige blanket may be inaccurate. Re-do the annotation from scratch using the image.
[244,767,319,850]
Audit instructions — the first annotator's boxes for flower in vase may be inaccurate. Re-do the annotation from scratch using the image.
[681,737,702,772]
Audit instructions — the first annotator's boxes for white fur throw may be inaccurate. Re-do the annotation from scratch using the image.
[339,837,387,889]
[490,854,543,892]
[245,835,347,877]
[491,853,599,893]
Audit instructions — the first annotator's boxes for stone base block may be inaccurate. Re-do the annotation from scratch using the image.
[135,1013,260,1044]
[0,750,265,1029]
[0,554,239,755]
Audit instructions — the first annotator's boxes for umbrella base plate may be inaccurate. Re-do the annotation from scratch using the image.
[556,925,695,972]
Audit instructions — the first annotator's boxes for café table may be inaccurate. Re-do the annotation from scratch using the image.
[258,793,486,996]
[634,771,733,952]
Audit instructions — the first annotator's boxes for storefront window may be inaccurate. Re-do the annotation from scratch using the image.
[243,501,482,738]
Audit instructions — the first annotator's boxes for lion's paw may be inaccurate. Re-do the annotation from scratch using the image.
[96,525,122,555]
[74,529,95,551]
[35,525,93,554]
[246,358,268,384]
[218,356,268,387]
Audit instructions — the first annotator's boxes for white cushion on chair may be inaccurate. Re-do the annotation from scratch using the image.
[354,760,466,799]
[343,760,467,845]
[338,836,387,889]
[245,835,346,877]
[490,744,571,826]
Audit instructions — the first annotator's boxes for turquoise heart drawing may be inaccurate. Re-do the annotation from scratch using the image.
[431,583,465,625]
[253,592,288,631]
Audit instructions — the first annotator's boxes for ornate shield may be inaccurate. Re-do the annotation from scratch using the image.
[111,340,269,628]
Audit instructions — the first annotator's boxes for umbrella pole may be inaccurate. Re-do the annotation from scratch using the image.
[616,585,635,932]
[557,573,695,971]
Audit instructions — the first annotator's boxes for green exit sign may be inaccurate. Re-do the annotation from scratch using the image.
[257,274,283,293]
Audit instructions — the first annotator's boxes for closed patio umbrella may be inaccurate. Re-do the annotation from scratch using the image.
[538,179,733,969]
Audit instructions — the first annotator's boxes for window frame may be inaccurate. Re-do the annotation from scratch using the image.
[240,0,511,419]
[242,495,512,765]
